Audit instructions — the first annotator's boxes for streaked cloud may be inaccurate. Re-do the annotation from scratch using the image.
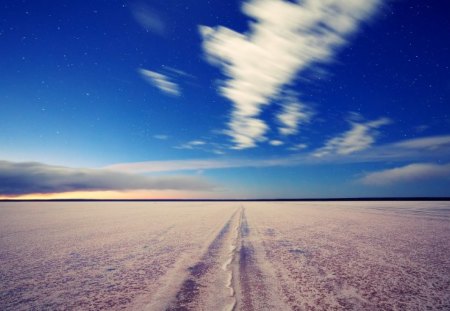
[154,134,169,140]
[0,161,214,196]
[392,135,450,150]
[106,157,299,174]
[309,135,450,164]
[313,117,391,157]
[106,134,450,174]
[360,163,450,185]
[200,0,382,149]
[277,95,313,136]
[269,140,284,146]
[288,143,308,151]
[131,3,166,36]
[175,140,207,150]
[139,69,180,96]
[164,66,195,79]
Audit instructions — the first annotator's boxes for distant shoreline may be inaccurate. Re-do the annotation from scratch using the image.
[1,197,450,202]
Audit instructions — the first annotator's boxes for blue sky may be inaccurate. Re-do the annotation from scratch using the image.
[1,0,450,198]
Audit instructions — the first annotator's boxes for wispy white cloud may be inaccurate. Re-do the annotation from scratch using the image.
[139,69,180,96]
[131,3,166,36]
[360,163,450,185]
[226,116,268,149]
[269,140,284,146]
[106,157,299,174]
[309,134,450,164]
[164,66,195,79]
[175,140,207,150]
[277,95,313,136]
[154,134,169,140]
[200,0,382,149]
[288,143,308,151]
[212,149,226,155]
[174,140,229,155]
[392,135,450,150]
[313,117,391,157]
[106,134,450,174]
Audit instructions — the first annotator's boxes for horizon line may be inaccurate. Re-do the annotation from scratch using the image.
[1,197,450,202]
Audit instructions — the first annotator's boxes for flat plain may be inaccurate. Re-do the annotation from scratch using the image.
[1,201,449,310]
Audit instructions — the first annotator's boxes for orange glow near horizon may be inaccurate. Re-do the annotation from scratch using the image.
[0,190,219,200]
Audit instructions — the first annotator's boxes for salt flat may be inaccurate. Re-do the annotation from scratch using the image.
[1,201,449,310]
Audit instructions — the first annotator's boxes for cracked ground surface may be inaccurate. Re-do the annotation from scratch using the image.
[1,201,449,310]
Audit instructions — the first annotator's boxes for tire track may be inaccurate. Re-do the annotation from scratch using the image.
[222,208,242,309]
[234,207,270,311]
[165,207,242,311]
[234,207,290,311]
[145,205,286,311]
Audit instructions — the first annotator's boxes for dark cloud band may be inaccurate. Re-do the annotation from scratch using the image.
[0,161,214,196]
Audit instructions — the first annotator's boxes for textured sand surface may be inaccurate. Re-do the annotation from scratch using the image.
[1,201,449,310]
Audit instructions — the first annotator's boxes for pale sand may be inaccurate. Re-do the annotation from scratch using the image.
[1,201,449,310]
